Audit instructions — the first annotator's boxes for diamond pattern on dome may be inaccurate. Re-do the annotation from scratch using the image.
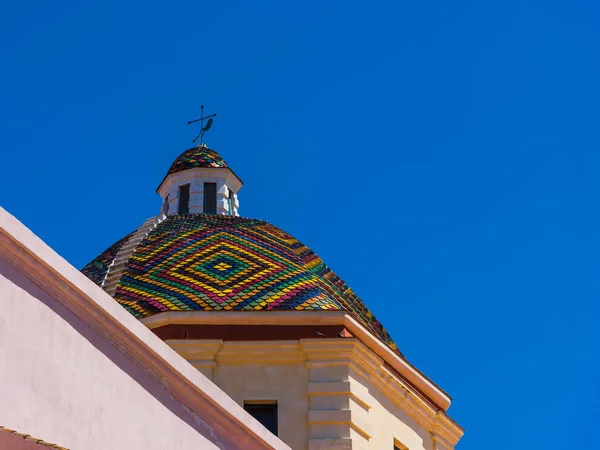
[87,214,396,350]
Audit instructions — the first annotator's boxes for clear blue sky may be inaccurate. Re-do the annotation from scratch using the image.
[1,1,599,448]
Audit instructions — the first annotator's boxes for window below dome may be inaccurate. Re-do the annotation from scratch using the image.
[394,439,409,450]
[244,401,278,436]
[204,182,217,214]
[227,189,234,215]
[178,184,190,214]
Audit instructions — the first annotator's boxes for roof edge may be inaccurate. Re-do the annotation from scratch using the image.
[0,426,68,449]
[140,310,453,412]
[0,207,290,450]
[156,165,244,193]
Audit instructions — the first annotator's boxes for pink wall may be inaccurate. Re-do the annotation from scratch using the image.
[0,208,289,450]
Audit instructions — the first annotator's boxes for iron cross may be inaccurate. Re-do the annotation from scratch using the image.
[188,105,217,144]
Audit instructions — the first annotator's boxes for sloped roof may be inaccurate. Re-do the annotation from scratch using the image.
[0,426,68,449]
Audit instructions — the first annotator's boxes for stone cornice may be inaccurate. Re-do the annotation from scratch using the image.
[433,412,464,449]
[156,335,464,447]
[142,310,348,327]
[0,208,289,450]
[217,341,306,365]
[157,167,243,197]
[165,339,223,372]
[142,311,453,412]
[341,315,451,411]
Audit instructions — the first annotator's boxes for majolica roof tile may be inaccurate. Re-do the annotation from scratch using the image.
[81,232,134,286]
[166,146,228,176]
[81,214,397,352]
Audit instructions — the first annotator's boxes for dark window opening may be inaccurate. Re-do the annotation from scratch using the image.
[228,189,234,215]
[204,182,217,214]
[178,184,190,214]
[244,402,278,436]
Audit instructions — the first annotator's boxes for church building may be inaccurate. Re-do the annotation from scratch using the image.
[0,141,463,450]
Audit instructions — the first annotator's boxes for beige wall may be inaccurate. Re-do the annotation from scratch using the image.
[347,368,432,450]
[216,363,310,450]
[0,207,290,450]
[169,340,311,450]
[167,339,462,450]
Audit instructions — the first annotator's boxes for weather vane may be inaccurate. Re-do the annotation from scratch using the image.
[187,105,217,145]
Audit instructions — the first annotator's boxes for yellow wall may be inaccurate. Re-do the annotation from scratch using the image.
[167,339,462,450]
[216,364,310,450]
[348,368,433,450]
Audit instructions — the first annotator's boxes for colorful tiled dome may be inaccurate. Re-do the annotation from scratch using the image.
[167,146,228,176]
[81,214,397,351]
[81,231,134,286]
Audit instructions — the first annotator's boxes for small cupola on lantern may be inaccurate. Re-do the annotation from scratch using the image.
[157,107,243,216]
[157,145,243,216]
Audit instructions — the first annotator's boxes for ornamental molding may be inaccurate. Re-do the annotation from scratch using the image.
[142,310,348,328]
[161,335,463,446]
[141,310,453,412]
[158,167,243,196]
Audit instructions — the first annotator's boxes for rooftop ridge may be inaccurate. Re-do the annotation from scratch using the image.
[102,215,164,296]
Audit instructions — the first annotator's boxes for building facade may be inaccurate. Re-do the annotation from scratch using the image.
[0,143,463,450]
[81,144,464,450]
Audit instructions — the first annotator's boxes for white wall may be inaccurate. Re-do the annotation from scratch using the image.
[158,167,242,216]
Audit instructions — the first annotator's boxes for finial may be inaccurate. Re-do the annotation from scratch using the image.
[187,105,217,146]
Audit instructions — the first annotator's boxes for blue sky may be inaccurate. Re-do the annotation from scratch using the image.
[1,0,599,448]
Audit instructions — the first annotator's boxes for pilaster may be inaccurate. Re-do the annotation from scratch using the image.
[188,180,205,214]
[302,340,376,450]
[159,332,463,450]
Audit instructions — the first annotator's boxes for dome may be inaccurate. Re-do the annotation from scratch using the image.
[167,146,228,175]
[82,214,397,351]
[157,145,242,194]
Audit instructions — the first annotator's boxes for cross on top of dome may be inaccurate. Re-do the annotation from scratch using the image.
[187,105,217,146]
[157,140,242,217]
